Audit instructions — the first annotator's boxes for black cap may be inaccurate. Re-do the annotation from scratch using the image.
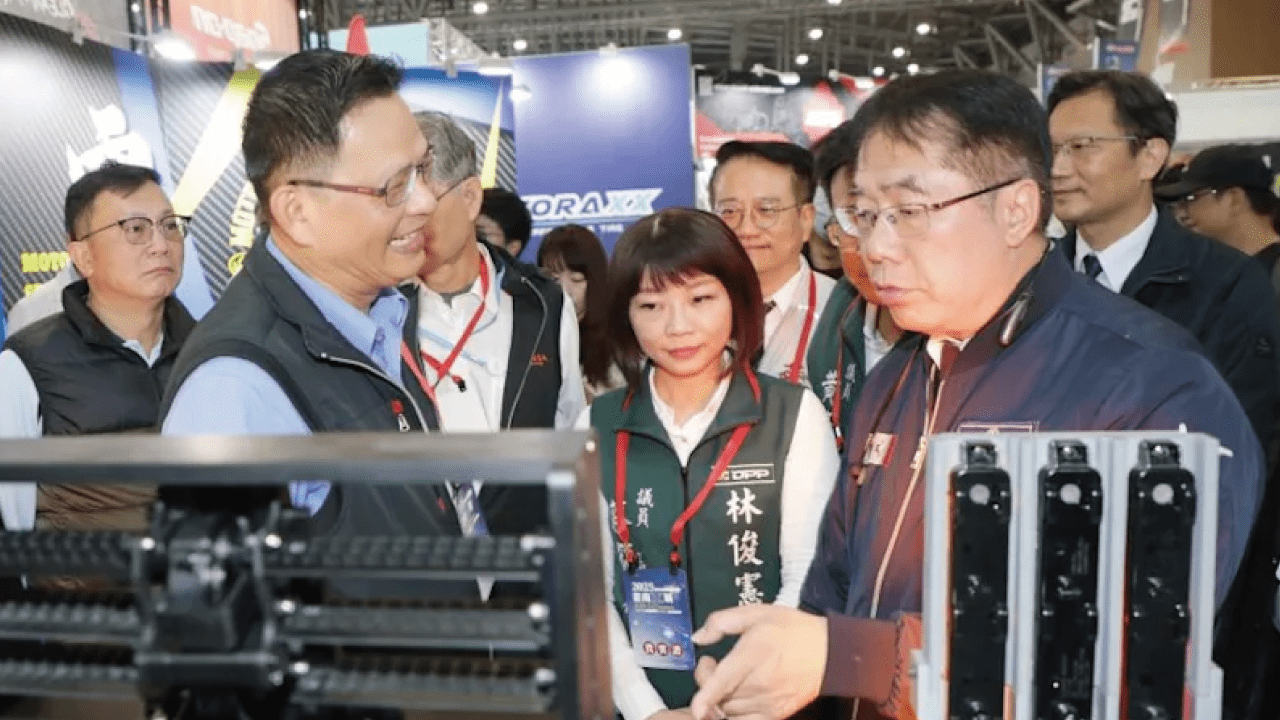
[1156,144,1274,201]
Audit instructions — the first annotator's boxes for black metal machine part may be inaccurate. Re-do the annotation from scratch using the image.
[1033,440,1104,720]
[0,431,610,720]
[948,441,1013,720]
[1124,440,1196,720]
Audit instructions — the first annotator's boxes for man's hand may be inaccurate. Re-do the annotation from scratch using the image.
[688,605,827,720]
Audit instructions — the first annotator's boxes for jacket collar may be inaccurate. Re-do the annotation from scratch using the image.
[1059,206,1190,294]
[939,242,1072,380]
[618,367,764,446]
[241,237,380,363]
[60,279,195,362]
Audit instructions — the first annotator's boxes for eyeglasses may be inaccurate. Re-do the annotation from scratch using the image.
[288,154,434,207]
[834,177,1023,239]
[713,202,802,231]
[1051,135,1139,159]
[429,174,473,201]
[1173,187,1219,212]
[78,214,191,245]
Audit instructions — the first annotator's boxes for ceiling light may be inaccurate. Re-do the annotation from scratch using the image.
[916,22,932,35]
[907,63,920,74]
[795,53,810,66]
[297,9,307,19]
[473,1,489,14]
[130,2,140,12]
[808,28,824,40]
[779,71,801,86]
[512,38,527,51]
[668,27,683,41]
[872,65,885,77]
[891,46,906,58]
[827,0,843,5]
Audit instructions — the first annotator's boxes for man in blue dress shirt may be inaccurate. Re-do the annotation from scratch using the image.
[159,50,467,597]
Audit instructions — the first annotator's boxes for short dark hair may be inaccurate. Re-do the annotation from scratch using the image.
[1046,70,1178,154]
[1242,186,1280,233]
[538,224,611,387]
[710,141,816,206]
[855,69,1054,231]
[812,102,882,201]
[607,208,764,391]
[242,50,403,213]
[481,187,533,250]
[64,161,161,239]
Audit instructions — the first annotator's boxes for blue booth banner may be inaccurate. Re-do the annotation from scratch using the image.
[1096,40,1139,72]
[514,44,695,256]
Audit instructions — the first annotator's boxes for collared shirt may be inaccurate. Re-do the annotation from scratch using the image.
[863,302,895,374]
[0,330,164,530]
[578,374,842,720]
[414,243,586,434]
[760,256,836,384]
[1074,205,1159,292]
[162,238,411,515]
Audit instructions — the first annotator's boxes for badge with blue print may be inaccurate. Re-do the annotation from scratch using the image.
[624,567,696,671]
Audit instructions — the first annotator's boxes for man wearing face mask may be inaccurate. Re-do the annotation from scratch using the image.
[710,141,836,386]
[685,69,1263,720]
[806,118,906,448]
[160,52,444,594]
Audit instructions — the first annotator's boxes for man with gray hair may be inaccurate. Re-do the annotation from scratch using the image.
[405,113,585,597]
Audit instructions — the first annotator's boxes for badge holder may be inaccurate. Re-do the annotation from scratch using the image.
[623,553,696,672]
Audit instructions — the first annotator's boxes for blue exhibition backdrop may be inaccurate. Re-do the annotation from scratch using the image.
[514,44,696,256]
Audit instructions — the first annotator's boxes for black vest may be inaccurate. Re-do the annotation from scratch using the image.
[401,240,567,544]
[4,280,194,436]
[158,239,481,598]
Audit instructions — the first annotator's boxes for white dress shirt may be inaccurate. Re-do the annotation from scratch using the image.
[863,301,894,374]
[0,335,164,530]
[1074,206,1158,293]
[759,257,836,385]
[577,374,841,720]
[416,244,586,433]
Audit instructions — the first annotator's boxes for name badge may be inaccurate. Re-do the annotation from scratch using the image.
[624,568,696,671]
[863,432,897,466]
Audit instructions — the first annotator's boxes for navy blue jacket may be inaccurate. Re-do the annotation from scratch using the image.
[1062,208,1280,460]
[800,247,1263,710]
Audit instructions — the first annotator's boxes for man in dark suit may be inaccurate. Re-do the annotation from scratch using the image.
[1048,70,1280,720]
[1047,70,1280,459]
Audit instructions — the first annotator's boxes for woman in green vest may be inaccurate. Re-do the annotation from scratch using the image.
[587,208,840,720]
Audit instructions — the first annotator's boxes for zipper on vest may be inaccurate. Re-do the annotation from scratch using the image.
[317,352,429,429]
[680,464,696,609]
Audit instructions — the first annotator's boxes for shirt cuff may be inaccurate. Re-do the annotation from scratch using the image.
[819,612,896,704]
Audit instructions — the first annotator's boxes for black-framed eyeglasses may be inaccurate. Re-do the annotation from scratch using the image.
[1173,187,1220,212]
[288,154,434,207]
[77,214,191,245]
[834,177,1023,239]
[1050,135,1139,159]
[713,202,803,231]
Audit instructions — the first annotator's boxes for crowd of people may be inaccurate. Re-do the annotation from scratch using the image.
[2,48,1280,720]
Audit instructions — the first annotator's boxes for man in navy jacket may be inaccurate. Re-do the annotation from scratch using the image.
[687,70,1263,720]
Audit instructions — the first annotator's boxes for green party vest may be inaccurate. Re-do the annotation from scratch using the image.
[805,279,867,442]
[591,369,803,709]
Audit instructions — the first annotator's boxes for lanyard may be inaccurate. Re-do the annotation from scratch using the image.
[421,256,491,390]
[614,369,761,571]
[400,341,440,407]
[784,270,819,385]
